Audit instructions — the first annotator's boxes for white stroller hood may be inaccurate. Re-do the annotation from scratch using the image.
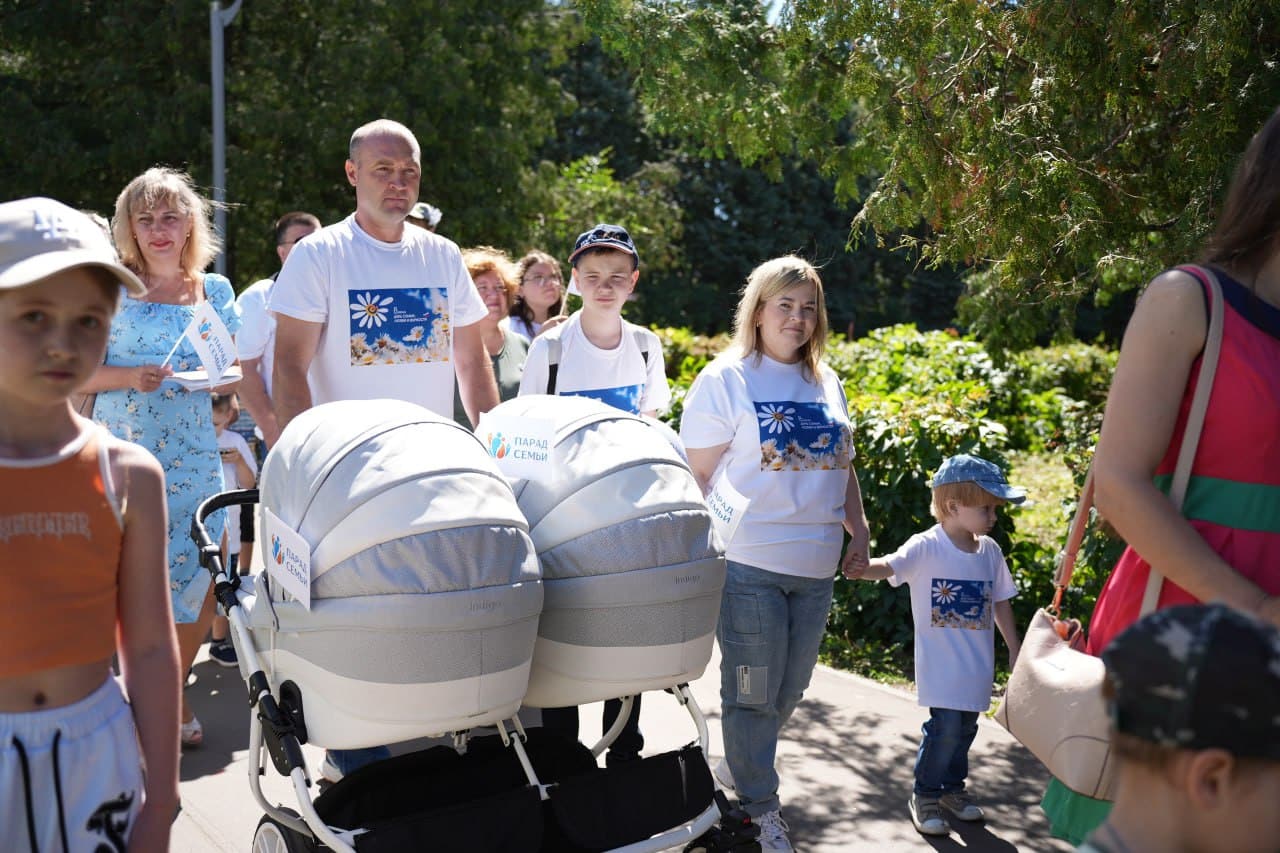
[250,399,542,748]
[488,395,726,707]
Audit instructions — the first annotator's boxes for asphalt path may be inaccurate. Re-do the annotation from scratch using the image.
[171,642,1073,853]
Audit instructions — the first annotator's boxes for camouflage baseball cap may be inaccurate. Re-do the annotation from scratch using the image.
[1103,603,1280,759]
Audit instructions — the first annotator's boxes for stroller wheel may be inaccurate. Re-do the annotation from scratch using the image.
[253,811,312,853]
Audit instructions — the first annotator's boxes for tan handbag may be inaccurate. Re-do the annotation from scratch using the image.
[993,264,1225,800]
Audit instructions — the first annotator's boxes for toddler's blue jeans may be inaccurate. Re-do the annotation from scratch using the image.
[913,707,979,796]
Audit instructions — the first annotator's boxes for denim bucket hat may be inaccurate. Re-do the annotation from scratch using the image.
[929,453,1027,504]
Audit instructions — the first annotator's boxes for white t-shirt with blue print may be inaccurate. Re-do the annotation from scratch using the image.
[679,351,853,578]
[518,311,670,415]
[268,215,487,417]
[885,523,1017,711]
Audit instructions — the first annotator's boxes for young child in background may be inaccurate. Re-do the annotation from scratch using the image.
[846,453,1023,836]
[0,197,180,852]
[206,392,257,667]
[518,223,670,766]
[1078,603,1280,853]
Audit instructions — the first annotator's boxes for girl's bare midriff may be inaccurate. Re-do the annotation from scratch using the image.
[0,658,114,712]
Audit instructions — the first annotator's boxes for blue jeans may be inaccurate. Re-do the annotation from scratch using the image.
[718,560,834,817]
[914,707,979,796]
[326,745,391,776]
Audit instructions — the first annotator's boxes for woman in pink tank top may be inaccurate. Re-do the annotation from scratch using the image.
[1043,106,1280,844]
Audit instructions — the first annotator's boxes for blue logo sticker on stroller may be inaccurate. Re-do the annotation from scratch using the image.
[347,288,451,365]
[929,578,992,630]
[754,401,851,471]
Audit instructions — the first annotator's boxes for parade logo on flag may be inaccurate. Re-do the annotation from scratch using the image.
[176,302,235,384]
[706,475,749,548]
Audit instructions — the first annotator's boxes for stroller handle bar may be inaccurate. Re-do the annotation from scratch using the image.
[191,488,258,576]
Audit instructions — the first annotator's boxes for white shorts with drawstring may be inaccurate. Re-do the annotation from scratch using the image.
[0,676,143,853]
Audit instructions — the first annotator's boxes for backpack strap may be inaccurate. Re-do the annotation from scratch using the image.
[546,327,648,396]
[546,336,562,396]
[634,327,649,366]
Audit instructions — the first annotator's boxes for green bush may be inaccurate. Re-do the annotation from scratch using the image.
[989,343,1117,453]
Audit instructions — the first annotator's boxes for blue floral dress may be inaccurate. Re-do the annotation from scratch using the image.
[94,274,242,623]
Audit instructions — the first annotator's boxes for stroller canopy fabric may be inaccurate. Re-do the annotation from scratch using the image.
[488,395,726,707]
[249,399,543,746]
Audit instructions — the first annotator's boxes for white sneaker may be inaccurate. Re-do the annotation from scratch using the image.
[754,809,793,852]
[318,753,344,784]
[712,758,736,792]
[908,794,950,836]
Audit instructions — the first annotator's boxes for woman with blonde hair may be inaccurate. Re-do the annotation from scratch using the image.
[452,246,528,424]
[81,167,241,748]
[679,256,870,852]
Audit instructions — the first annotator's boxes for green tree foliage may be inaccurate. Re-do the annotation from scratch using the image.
[520,150,684,279]
[578,0,1280,345]
[0,1,571,286]
[1,2,213,210]
[542,33,968,332]
[225,0,570,279]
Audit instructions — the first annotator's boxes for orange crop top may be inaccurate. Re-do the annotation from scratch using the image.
[0,428,123,677]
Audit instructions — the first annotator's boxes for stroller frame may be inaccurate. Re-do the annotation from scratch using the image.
[194,490,723,853]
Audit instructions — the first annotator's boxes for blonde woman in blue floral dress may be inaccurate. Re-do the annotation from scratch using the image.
[82,168,241,747]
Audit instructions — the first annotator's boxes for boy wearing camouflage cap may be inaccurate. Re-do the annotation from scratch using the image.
[1079,603,1280,853]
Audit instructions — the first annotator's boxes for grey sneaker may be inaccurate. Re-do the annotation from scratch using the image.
[939,791,984,821]
[753,810,793,852]
[909,794,950,836]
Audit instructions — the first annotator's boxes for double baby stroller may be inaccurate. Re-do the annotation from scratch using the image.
[192,396,752,852]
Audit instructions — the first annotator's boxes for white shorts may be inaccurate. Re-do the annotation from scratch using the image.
[0,676,143,853]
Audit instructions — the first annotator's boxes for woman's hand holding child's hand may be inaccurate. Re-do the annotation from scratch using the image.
[842,549,869,580]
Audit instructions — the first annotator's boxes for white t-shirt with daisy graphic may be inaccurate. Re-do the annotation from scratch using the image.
[884,523,1017,711]
[268,215,487,417]
[679,350,853,578]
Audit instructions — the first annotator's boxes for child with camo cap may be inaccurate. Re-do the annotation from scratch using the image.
[1079,603,1280,853]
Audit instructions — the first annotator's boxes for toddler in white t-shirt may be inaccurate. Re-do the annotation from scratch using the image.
[846,453,1024,837]
[207,392,257,668]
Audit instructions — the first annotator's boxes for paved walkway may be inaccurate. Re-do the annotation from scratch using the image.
[172,642,1072,852]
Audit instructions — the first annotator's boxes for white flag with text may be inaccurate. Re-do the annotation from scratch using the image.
[181,301,236,384]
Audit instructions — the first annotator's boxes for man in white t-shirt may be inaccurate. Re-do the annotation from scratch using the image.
[236,211,320,450]
[268,119,499,783]
[847,454,1023,837]
[270,119,499,432]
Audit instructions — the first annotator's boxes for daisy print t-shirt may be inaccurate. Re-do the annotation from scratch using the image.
[680,351,853,578]
[885,524,1017,711]
[269,215,487,417]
